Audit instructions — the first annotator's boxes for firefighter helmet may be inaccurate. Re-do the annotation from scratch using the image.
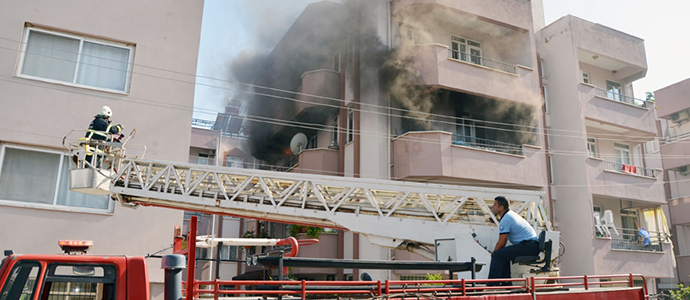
[99,106,112,118]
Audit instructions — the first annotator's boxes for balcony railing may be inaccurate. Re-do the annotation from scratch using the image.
[448,49,517,74]
[602,160,656,178]
[663,131,690,144]
[595,88,651,108]
[611,228,665,252]
[452,135,523,156]
[189,156,216,166]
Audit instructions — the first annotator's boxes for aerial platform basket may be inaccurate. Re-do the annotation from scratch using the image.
[69,168,113,195]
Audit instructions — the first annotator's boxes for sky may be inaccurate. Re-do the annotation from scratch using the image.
[193,0,690,120]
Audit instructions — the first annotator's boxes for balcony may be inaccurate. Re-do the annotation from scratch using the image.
[393,131,545,188]
[288,148,339,176]
[610,228,665,252]
[660,132,690,170]
[601,160,657,178]
[294,70,341,119]
[579,84,657,134]
[188,155,216,166]
[586,157,664,203]
[409,44,539,105]
[668,197,690,226]
[677,256,690,283]
[392,0,534,31]
[592,235,674,278]
[594,88,651,108]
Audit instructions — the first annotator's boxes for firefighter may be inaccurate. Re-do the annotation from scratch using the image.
[84,106,123,166]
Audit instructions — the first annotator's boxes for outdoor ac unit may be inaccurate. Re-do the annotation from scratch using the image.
[671,110,690,124]
[679,165,690,176]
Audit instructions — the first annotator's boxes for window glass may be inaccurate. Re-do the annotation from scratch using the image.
[587,138,597,158]
[22,31,80,82]
[581,71,590,84]
[606,80,622,101]
[41,264,117,300]
[0,146,110,211]
[0,147,60,204]
[226,156,244,168]
[0,261,41,300]
[20,28,133,93]
[347,108,354,143]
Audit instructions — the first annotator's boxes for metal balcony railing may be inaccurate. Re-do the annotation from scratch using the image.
[663,131,690,144]
[452,135,523,156]
[448,50,517,74]
[192,118,215,129]
[189,155,216,166]
[611,228,665,252]
[595,88,651,108]
[602,160,656,178]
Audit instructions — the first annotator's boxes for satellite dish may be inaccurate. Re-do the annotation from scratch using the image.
[290,133,308,155]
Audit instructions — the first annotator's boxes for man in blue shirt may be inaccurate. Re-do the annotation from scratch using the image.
[487,196,539,286]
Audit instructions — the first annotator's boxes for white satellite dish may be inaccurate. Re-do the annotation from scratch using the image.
[290,133,308,155]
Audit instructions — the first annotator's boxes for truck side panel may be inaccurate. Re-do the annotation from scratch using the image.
[126,256,150,300]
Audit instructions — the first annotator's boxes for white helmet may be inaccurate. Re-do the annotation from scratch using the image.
[99,106,112,118]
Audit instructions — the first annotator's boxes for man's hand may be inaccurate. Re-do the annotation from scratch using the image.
[493,233,508,253]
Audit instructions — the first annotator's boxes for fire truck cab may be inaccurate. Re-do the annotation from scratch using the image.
[0,241,149,300]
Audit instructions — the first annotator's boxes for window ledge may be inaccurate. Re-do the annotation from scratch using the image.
[16,74,129,95]
[587,156,604,162]
[0,200,114,216]
[580,82,597,88]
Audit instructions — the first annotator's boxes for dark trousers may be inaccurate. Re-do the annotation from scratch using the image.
[487,240,539,286]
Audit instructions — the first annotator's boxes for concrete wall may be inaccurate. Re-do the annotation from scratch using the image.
[655,78,690,119]
[0,0,203,294]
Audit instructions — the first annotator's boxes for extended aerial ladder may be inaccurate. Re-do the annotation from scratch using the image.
[67,135,558,279]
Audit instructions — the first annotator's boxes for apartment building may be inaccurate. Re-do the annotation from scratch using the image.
[0,1,203,298]
[655,78,690,286]
[539,15,673,290]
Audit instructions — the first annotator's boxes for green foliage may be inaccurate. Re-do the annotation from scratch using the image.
[289,225,324,238]
[669,283,690,300]
[305,226,325,239]
[422,273,444,286]
[288,225,303,237]
[242,231,255,238]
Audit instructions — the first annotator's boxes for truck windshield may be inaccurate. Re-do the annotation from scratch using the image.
[0,261,41,300]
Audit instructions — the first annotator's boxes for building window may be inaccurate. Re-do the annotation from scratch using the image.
[226,156,244,168]
[581,71,590,84]
[587,138,598,158]
[542,85,549,113]
[0,145,110,212]
[548,155,554,184]
[333,52,340,72]
[308,134,318,149]
[606,80,623,101]
[198,153,209,165]
[18,26,134,93]
[220,245,239,260]
[332,116,339,146]
[347,107,354,143]
[451,36,481,65]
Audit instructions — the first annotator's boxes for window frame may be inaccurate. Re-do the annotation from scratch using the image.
[581,71,590,84]
[0,144,113,214]
[606,80,623,101]
[450,36,482,64]
[347,107,354,144]
[587,138,598,158]
[614,142,631,165]
[16,26,135,94]
[39,263,117,300]
[0,260,42,300]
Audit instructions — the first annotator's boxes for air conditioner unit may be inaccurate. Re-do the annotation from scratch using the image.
[671,110,690,124]
[679,165,690,176]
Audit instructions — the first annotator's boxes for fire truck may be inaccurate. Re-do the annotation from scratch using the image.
[0,135,651,299]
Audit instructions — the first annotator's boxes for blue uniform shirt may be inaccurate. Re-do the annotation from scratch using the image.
[499,210,538,245]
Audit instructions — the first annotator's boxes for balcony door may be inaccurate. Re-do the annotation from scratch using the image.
[451,36,481,64]
[456,118,476,144]
[615,143,631,169]
[606,80,622,101]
